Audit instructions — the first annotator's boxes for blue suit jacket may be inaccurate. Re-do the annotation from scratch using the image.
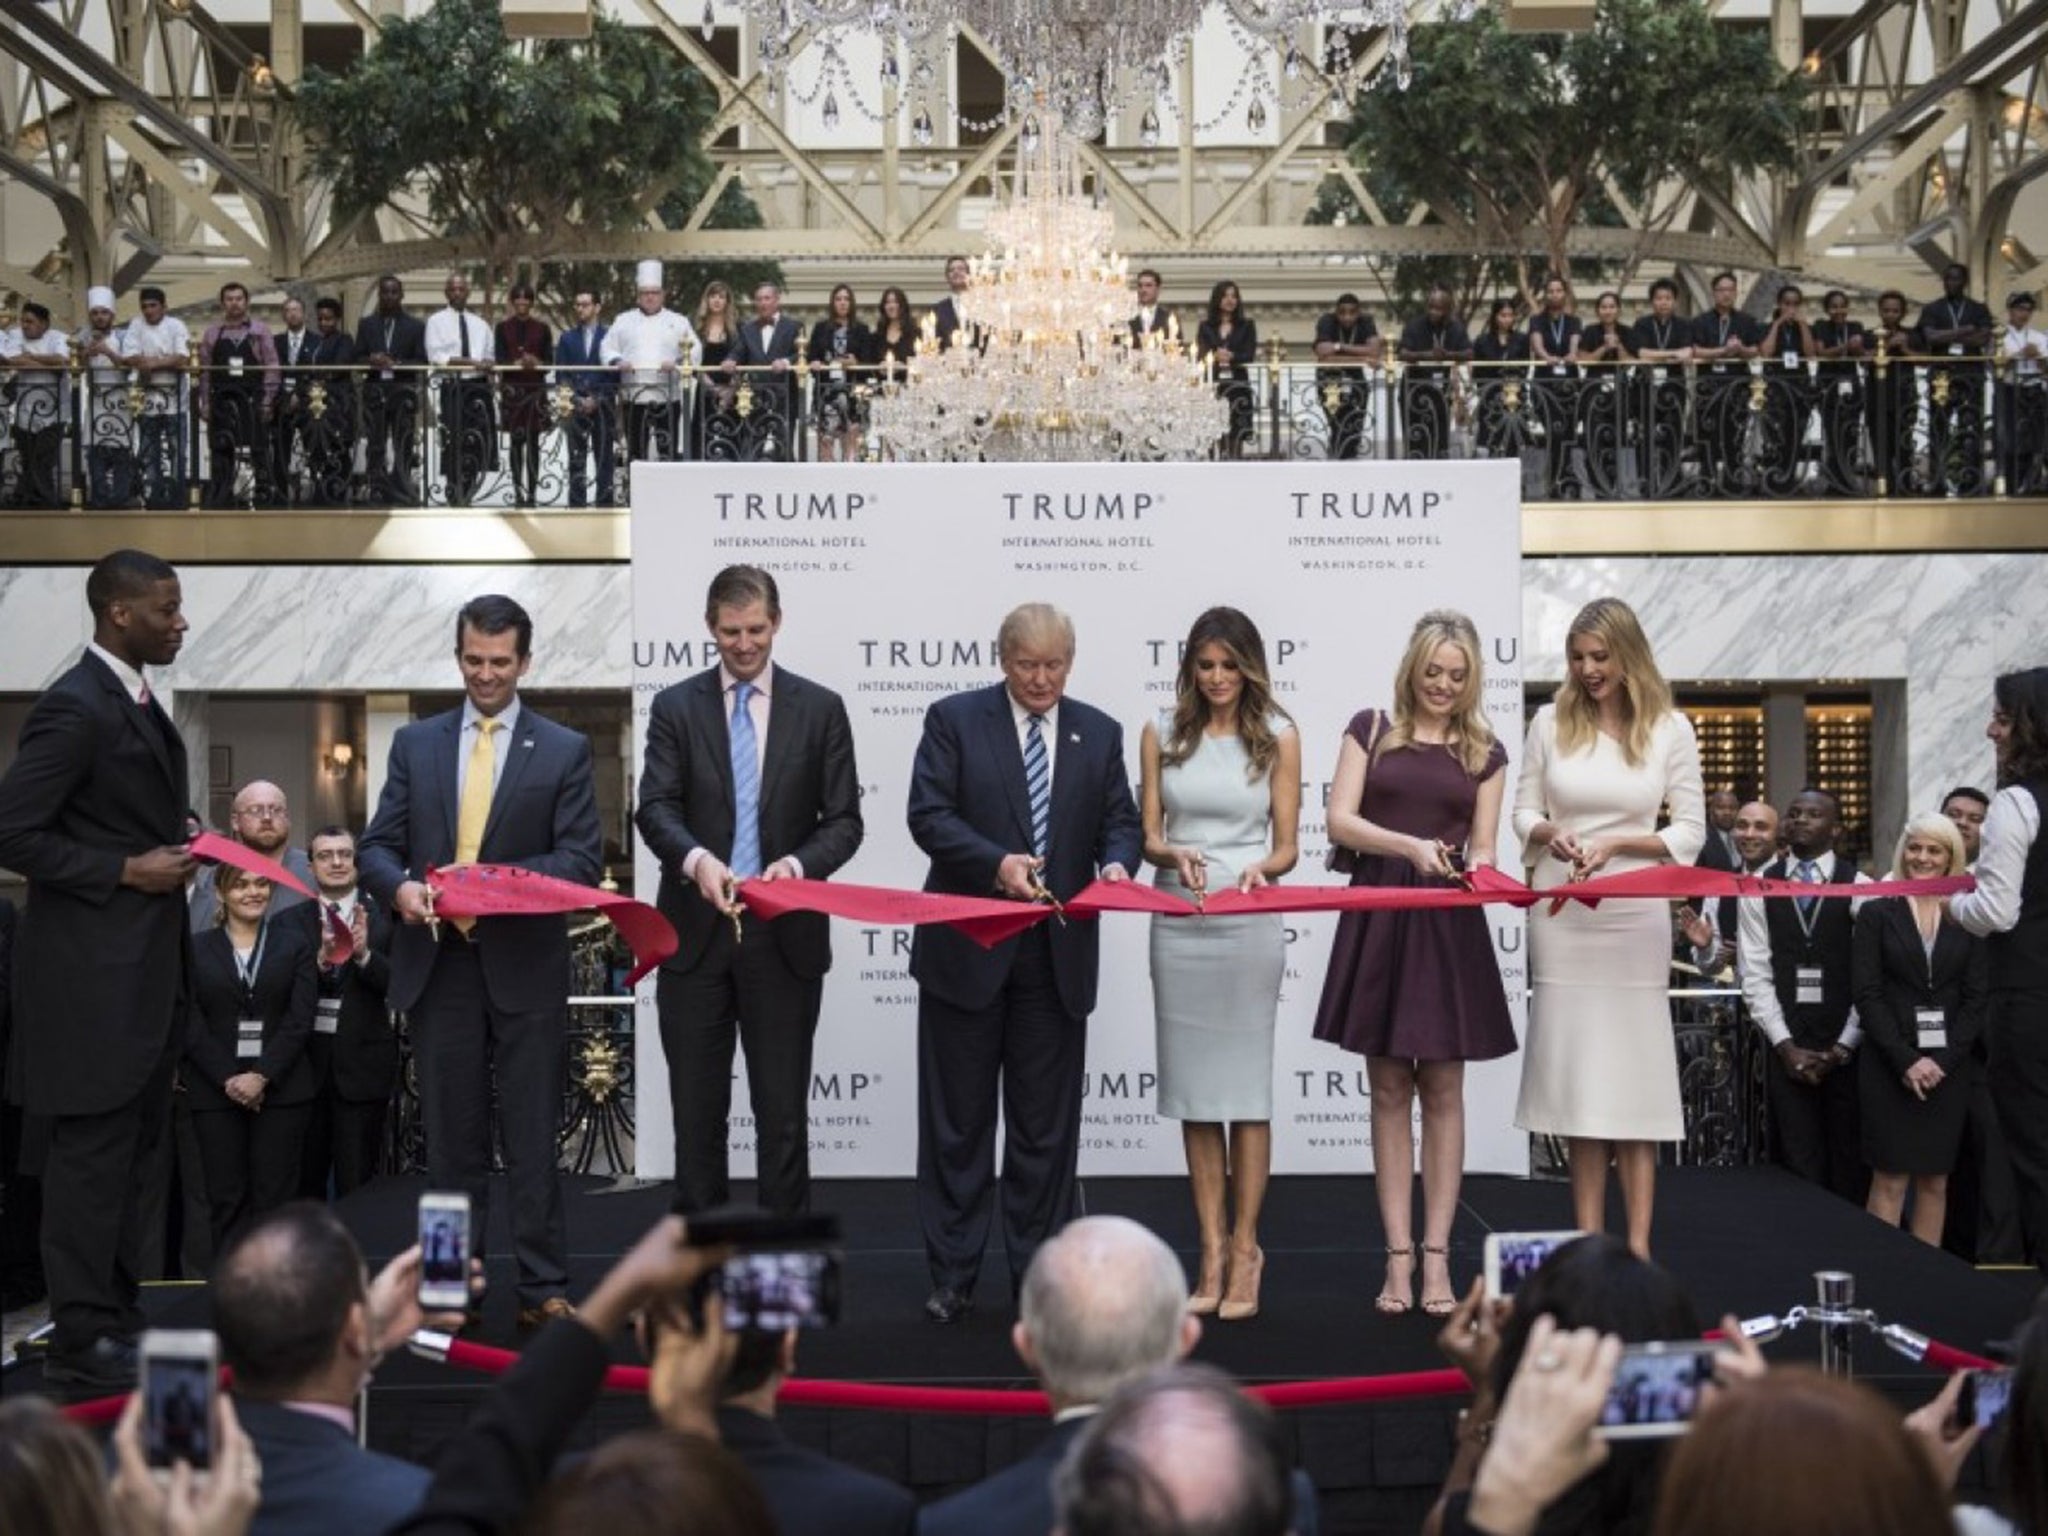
[234,1399,429,1536]
[357,702,602,1014]
[554,323,615,401]
[907,683,1141,1018]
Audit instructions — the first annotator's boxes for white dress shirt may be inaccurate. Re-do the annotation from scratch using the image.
[456,696,521,803]
[601,307,701,401]
[122,314,193,415]
[1949,785,2041,937]
[1737,849,1872,1048]
[680,664,805,881]
[424,307,495,372]
[1999,324,2047,378]
[87,640,150,704]
[1009,692,1060,786]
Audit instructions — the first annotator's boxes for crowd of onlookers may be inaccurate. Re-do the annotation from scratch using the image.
[1,1213,2040,1536]
[3,259,2041,503]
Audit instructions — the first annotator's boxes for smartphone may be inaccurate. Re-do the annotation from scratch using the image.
[1483,1231,1585,1299]
[719,1249,843,1331]
[417,1191,473,1311]
[1959,1368,2014,1431]
[141,1330,218,1477]
[1594,1342,1726,1439]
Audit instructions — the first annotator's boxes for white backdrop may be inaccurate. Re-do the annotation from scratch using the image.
[631,461,1525,1181]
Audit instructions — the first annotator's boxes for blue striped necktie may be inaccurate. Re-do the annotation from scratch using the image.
[1024,712,1050,861]
[730,681,761,878]
[1795,858,1820,920]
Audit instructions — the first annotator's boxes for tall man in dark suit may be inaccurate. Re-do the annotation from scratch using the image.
[725,280,804,460]
[1738,789,1874,1203]
[358,594,602,1326]
[0,549,195,1388]
[908,604,1143,1322]
[555,289,617,508]
[1695,789,1743,872]
[288,826,397,1200]
[636,565,863,1214]
[354,273,428,503]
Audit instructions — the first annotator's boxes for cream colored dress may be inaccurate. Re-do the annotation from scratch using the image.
[1512,705,1706,1141]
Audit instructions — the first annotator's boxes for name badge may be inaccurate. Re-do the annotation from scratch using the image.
[1783,353,1800,369]
[1949,344,1965,356]
[1651,367,1669,384]
[315,997,342,1036]
[236,1018,264,1060]
[1551,364,1566,376]
[1795,966,1825,1005]
[1837,380,1856,399]
[1915,1006,1947,1051]
[381,367,395,381]
[228,356,246,377]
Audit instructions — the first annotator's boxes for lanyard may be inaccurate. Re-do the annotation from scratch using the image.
[1717,314,1731,346]
[1948,300,1965,330]
[233,920,269,998]
[1548,316,1567,351]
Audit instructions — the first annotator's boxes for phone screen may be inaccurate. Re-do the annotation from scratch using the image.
[1484,1231,1584,1299]
[1596,1345,1720,1438]
[720,1250,841,1331]
[144,1351,215,1470]
[1963,1369,2014,1430]
[419,1199,471,1307]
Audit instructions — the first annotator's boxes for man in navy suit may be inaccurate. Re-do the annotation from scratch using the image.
[214,1202,463,1536]
[908,604,1142,1322]
[556,288,616,507]
[359,594,602,1326]
[0,549,195,1389]
[636,565,863,1214]
[725,280,803,459]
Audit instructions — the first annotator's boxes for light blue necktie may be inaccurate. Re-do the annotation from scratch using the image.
[730,682,761,879]
[1795,858,1820,921]
[1024,713,1049,861]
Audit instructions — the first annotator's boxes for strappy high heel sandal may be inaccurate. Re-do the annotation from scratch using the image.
[1375,1245,1416,1315]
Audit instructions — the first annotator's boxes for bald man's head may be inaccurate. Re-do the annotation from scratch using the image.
[230,780,291,854]
[1732,800,1779,870]
[1015,1216,1194,1409]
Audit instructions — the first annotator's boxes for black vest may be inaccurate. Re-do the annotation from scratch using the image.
[1987,778,2048,993]
[210,327,261,395]
[1762,854,1856,1046]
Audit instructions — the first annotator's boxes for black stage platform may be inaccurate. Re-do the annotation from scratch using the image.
[14,1168,2041,1535]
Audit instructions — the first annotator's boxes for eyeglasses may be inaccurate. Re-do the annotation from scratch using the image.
[236,804,287,820]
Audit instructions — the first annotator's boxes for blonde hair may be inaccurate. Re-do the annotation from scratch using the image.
[1553,596,1673,768]
[997,602,1075,662]
[1889,813,1967,879]
[211,865,271,928]
[1381,610,1495,778]
[695,281,733,339]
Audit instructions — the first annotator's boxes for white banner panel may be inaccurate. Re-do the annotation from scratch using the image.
[631,461,1525,1181]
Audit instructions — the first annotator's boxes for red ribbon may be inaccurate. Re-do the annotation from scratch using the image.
[426,865,677,987]
[189,830,353,963]
[736,867,1972,947]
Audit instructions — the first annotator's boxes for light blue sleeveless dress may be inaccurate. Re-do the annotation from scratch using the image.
[1149,717,1290,1121]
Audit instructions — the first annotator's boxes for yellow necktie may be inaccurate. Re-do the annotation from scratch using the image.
[451,719,499,935]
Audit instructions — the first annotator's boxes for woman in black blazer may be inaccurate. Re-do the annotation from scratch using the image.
[1853,814,1989,1245]
[185,865,319,1253]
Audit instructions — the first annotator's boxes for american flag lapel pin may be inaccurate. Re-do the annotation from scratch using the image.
[1069,732,1080,744]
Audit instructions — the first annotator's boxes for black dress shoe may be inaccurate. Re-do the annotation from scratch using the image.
[924,1286,973,1324]
[44,1335,138,1392]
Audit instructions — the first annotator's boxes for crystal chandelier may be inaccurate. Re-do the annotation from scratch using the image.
[736,0,1442,140]
[867,113,1226,463]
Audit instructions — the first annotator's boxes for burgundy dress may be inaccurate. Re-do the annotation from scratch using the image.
[1312,710,1518,1062]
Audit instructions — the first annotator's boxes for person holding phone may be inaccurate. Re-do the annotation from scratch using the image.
[1140,607,1300,1322]
[1513,598,1705,1260]
[1852,814,1988,1245]
[1315,611,1516,1316]
[184,867,319,1251]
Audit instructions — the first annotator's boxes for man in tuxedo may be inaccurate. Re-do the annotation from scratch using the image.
[636,565,863,1214]
[725,280,803,459]
[930,255,981,352]
[358,594,602,1326]
[354,273,428,503]
[288,826,396,1200]
[1696,789,1743,872]
[918,1217,1319,1536]
[215,1202,461,1536]
[1738,789,1873,1203]
[908,604,1142,1322]
[556,289,617,507]
[0,549,195,1389]
[1128,268,1175,344]
[717,1327,914,1536]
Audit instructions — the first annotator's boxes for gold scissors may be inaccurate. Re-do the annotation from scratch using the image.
[722,874,745,945]
[1025,871,1067,926]
[421,881,441,943]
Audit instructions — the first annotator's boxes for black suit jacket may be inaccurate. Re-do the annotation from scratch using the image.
[1695,828,1741,873]
[0,650,191,1117]
[357,703,603,1015]
[907,684,1142,1018]
[731,317,803,370]
[1129,306,1178,343]
[635,666,862,978]
[929,297,983,352]
[185,921,318,1110]
[917,1415,1320,1536]
[282,898,396,1102]
[1851,898,1990,1078]
[235,1398,430,1536]
[716,1406,914,1536]
[353,311,427,371]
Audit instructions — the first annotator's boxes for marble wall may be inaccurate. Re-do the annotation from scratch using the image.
[2,553,2041,840]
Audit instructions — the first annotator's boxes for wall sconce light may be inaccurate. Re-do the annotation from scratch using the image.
[249,54,277,95]
[323,742,356,777]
